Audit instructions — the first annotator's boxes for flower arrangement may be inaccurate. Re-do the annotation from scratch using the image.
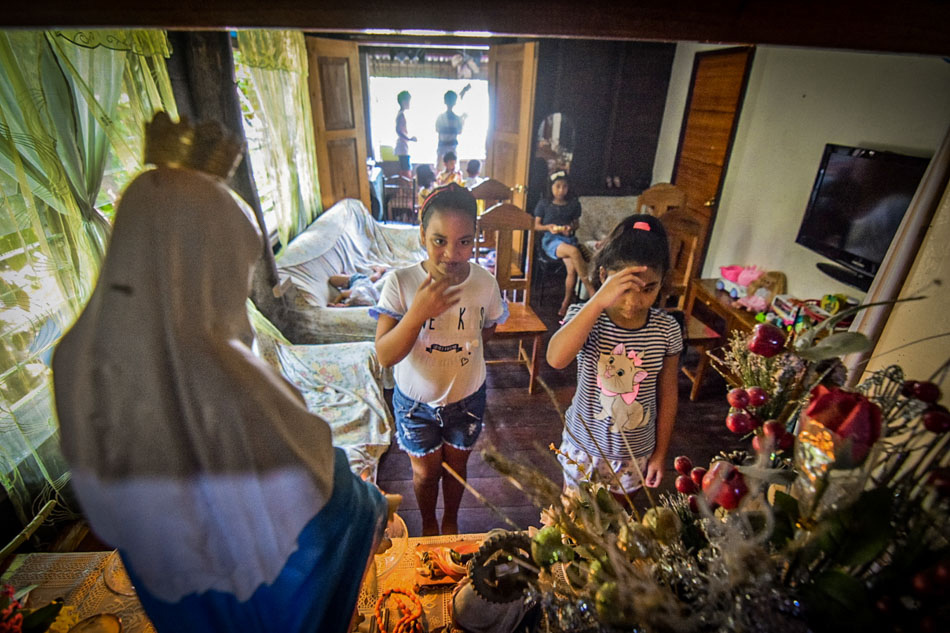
[0,586,78,633]
[469,312,950,633]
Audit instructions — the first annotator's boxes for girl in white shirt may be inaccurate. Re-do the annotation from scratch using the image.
[372,183,508,535]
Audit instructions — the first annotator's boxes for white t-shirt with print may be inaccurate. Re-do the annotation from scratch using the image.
[373,262,508,406]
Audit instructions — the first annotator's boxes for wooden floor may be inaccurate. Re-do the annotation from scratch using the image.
[377,271,742,537]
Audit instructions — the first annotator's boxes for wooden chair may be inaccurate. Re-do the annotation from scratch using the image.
[384,174,416,223]
[659,208,704,309]
[470,178,512,259]
[477,201,548,394]
[469,178,513,208]
[638,183,687,217]
[680,311,721,401]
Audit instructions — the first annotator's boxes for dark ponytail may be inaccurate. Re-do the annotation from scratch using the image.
[589,214,670,290]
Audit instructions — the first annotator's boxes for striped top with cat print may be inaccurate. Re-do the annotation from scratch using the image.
[563,304,683,461]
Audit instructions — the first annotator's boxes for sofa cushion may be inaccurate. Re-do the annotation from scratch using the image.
[576,195,639,244]
[277,198,424,307]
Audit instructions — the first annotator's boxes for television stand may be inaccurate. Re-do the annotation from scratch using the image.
[816,262,873,292]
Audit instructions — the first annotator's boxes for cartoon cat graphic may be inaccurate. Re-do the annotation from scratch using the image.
[593,343,649,432]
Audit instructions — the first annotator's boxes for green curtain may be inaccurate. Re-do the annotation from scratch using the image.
[236,30,321,249]
[0,30,175,529]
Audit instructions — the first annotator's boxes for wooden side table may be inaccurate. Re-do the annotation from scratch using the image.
[684,278,759,336]
[680,278,759,399]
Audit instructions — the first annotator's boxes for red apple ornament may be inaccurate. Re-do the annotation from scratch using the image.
[923,405,950,434]
[690,467,707,486]
[726,411,755,434]
[727,388,750,409]
[747,323,786,358]
[747,386,768,407]
[674,455,693,476]
[701,461,748,510]
[902,380,942,404]
[675,475,697,494]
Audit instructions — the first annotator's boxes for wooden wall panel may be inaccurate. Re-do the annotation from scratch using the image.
[318,57,355,130]
[327,138,360,200]
[495,60,523,135]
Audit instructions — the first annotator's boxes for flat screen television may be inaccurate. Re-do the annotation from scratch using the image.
[795,143,930,291]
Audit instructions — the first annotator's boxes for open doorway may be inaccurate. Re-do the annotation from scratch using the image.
[364,47,489,176]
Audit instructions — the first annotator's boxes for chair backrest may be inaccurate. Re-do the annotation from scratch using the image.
[384,174,415,223]
[660,208,703,308]
[638,183,687,217]
[470,178,513,202]
[476,201,535,304]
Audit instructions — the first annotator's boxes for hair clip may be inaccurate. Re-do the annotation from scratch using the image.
[549,171,566,181]
[632,221,651,231]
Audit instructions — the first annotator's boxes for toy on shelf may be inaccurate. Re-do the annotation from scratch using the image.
[734,271,787,313]
[770,293,856,334]
[716,265,764,299]
[771,294,799,326]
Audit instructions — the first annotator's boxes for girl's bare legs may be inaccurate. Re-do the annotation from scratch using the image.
[407,445,472,535]
[408,450,443,536]
[556,243,596,311]
[440,445,472,535]
[560,257,577,317]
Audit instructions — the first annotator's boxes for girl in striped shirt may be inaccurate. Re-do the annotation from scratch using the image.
[547,214,682,498]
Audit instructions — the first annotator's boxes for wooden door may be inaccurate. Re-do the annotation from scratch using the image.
[486,42,538,212]
[672,46,754,268]
[306,36,370,211]
[486,42,538,283]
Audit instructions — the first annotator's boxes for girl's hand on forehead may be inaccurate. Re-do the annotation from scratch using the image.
[410,273,462,320]
[594,266,648,308]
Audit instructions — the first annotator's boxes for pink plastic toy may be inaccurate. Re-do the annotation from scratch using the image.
[717,265,764,299]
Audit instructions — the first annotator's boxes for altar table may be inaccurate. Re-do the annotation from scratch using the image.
[1,550,154,632]
[356,533,488,633]
[1,534,490,633]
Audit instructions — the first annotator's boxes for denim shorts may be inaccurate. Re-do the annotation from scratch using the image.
[392,383,486,457]
[541,232,580,259]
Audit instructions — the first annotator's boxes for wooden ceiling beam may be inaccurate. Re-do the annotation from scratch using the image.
[5,1,949,56]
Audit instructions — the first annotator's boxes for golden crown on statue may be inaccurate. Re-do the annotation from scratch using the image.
[144,111,243,180]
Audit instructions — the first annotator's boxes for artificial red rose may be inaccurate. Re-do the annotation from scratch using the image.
[803,384,882,466]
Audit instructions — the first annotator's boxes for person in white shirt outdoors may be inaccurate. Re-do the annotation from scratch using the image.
[394,90,417,177]
[435,85,470,169]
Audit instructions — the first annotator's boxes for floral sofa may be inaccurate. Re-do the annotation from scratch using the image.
[249,302,392,481]
[276,198,426,344]
[576,195,640,246]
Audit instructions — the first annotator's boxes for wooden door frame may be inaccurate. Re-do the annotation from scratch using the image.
[485,41,538,211]
[306,35,371,212]
[671,45,755,268]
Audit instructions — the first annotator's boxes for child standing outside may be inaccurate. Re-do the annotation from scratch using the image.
[394,90,417,177]
[533,171,596,317]
[546,214,682,499]
[373,183,508,535]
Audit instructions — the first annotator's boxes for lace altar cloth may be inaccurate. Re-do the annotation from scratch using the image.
[1,550,155,632]
[357,533,487,631]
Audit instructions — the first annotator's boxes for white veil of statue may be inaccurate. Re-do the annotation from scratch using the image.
[53,114,385,632]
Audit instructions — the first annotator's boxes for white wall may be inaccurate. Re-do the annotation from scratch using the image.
[865,183,950,393]
[654,44,950,299]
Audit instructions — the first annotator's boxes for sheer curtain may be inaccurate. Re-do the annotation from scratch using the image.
[0,30,175,528]
[235,30,321,250]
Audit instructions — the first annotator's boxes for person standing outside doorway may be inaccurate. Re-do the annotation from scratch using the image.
[435,85,470,169]
[395,91,417,177]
